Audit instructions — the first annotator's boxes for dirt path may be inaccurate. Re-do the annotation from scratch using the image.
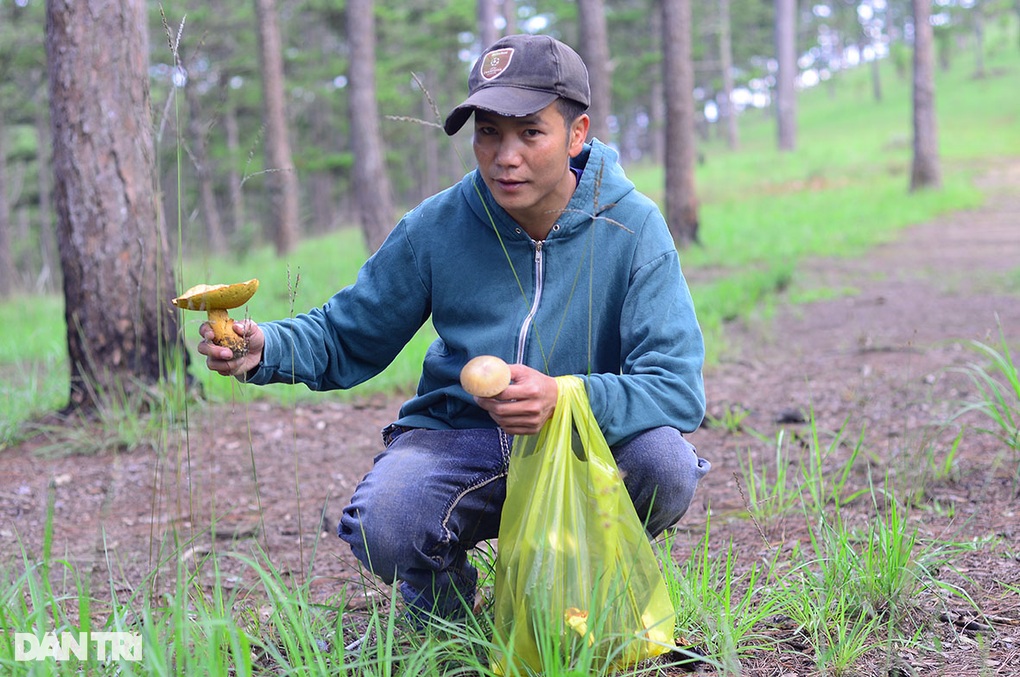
[679,159,1020,674]
[2,161,1019,674]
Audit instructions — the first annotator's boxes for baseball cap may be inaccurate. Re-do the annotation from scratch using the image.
[443,34,591,136]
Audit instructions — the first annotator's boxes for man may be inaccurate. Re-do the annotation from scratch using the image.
[198,33,710,625]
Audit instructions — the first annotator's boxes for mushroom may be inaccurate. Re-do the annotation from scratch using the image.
[460,355,511,398]
[172,278,259,357]
[564,607,595,646]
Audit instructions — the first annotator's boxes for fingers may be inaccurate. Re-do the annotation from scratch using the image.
[196,320,262,377]
[207,350,260,378]
[475,388,555,435]
[199,341,240,375]
[231,319,257,338]
[473,365,559,434]
[207,354,238,377]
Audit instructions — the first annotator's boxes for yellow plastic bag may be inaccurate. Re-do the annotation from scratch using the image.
[491,376,675,675]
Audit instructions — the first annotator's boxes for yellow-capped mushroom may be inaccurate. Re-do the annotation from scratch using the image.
[173,278,259,358]
[564,607,594,646]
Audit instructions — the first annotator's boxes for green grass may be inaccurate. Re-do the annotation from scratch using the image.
[0,296,67,445]
[1,323,1015,675]
[0,418,995,676]
[953,320,1020,484]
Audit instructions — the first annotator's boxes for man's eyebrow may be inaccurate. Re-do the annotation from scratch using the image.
[475,111,545,125]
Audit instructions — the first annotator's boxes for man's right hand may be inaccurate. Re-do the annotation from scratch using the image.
[198,319,265,379]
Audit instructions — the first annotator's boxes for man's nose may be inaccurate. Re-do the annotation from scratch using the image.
[494,137,523,166]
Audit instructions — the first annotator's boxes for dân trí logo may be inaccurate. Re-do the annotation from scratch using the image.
[15,632,143,662]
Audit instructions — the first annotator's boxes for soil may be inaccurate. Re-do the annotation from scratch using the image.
[3,160,1019,675]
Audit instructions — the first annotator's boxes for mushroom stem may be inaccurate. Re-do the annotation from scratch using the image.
[207,308,245,356]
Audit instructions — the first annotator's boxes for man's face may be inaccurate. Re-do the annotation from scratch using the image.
[472,102,588,238]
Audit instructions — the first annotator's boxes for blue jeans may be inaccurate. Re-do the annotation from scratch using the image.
[337,425,709,622]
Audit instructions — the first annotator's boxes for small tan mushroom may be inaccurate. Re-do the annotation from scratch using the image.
[460,355,511,398]
[172,279,259,357]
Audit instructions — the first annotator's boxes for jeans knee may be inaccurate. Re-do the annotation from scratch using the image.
[338,503,404,584]
[615,427,710,536]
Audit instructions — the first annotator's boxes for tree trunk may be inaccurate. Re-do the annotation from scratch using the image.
[45,0,186,412]
[910,0,942,191]
[1016,0,1020,52]
[420,73,441,201]
[346,0,396,253]
[972,1,985,79]
[502,0,517,34]
[0,111,13,298]
[478,0,499,49]
[870,52,883,102]
[935,28,952,71]
[661,0,699,247]
[35,108,59,293]
[648,5,665,166]
[578,0,613,144]
[718,0,739,149]
[254,0,300,255]
[17,206,31,287]
[182,50,227,254]
[774,0,797,151]
[309,100,337,234]
[222,92,246,241]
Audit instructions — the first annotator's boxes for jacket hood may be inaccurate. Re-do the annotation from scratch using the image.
[461,139,634,239]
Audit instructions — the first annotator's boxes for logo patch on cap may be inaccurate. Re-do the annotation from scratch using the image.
[480,48,514,80]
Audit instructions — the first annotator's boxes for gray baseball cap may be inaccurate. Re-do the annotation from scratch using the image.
[443,34,591,136]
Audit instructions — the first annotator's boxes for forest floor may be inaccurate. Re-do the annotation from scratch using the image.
[2,160,1019,675]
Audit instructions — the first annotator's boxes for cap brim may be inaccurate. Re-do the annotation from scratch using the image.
[443,87,559,135]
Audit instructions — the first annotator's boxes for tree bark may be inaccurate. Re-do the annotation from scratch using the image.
[346,0,396,253]
[1016,0,1020,52]
[254,0,300,255]
[870,53,883,102]
[718,0,739,149]
[648,15,665,165]
[478,0,499,49]
[45,0,186,412]
[775,0,797,151]
[578,0,613,144]
[308,98,337,234]
[0,110,13,298]
[661,0,699,247]
[222,92,246,241]
[910,0,942,191]
[182,49,227,254]
[35,107,59,293]
[420,73,441,201]
[972,1,985,79]
[502,0,517,35]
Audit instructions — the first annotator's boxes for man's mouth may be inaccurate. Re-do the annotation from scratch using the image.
[494,177,525,191]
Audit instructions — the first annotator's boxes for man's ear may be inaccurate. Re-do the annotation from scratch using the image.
[569,114,590,157]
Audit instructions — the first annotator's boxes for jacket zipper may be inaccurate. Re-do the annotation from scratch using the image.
[515,240,544,363]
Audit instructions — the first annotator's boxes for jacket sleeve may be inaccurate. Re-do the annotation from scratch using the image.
[583,224,706,445]
[245,220,431,390]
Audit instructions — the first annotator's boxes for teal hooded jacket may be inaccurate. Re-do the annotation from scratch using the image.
[247,140,705,446]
